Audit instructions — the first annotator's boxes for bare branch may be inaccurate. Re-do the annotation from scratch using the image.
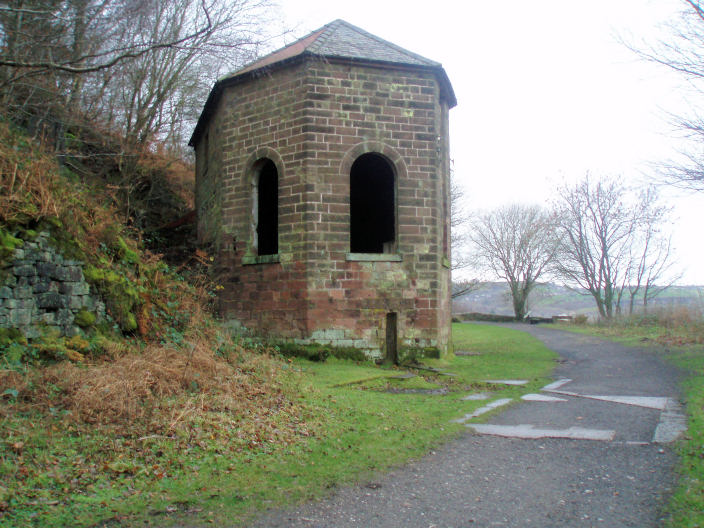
[451,279,483,299]
[624,0,704,192]
[0,0,213,74]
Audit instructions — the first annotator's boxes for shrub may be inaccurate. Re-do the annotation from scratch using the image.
[74,309,96,328]
[274,343,370,362]
[276,343,330,362]
[574,314,589,325]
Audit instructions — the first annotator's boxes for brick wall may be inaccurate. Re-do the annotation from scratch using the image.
[196,57,452,357]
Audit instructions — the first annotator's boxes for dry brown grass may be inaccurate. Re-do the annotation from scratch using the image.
[0,118,320,524]
[50,344,278,422]
[0,116,312,453]
[1,329,302,437]
[0,119,126,256]
[597,304,704,346]
[136,145,195,210]
[651,305,704,345]
[0,121,63,224]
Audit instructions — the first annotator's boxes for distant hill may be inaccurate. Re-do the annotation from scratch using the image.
[452,282,704,318]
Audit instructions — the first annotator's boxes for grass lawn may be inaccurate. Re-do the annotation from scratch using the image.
[552,321,704,528]
[666,346,704,528]
[0,323,556,527]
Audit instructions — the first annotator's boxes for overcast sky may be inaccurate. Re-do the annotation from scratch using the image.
[274,0,703,284]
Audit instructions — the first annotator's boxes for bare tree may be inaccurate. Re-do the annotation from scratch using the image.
[554,176,636,319]
[0,0,226,76]
[554,176,678,319]
[0,0,279,149]
[620,187,681,314]
[468,204,556,320]
[451,278,482,300]
[641,236,681,312]
[627,0,704,192]
[450,174,481,299]
[450,173,469,269]
[87,0,277,149]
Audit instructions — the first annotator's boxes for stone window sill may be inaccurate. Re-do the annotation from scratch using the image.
[242,254,280,265]
[345,253,402,262]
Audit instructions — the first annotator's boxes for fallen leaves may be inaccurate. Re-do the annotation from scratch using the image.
[8,441,24,453]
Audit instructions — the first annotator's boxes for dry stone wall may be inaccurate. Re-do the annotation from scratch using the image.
[0,232,105,338]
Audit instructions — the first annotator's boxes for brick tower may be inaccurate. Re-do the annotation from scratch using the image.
[190,20,456,360]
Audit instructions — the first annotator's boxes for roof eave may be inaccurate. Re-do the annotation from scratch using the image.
[189,53,456,148]
[188,54,308,147]
[332,56,457,108]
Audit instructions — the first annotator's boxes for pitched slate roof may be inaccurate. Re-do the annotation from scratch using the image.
[189,19,456,146]
[235,19,442,75]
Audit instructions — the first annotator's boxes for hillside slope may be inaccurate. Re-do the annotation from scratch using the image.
[0,118,316,526]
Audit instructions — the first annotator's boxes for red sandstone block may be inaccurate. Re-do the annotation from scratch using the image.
[308,290,330,301]
[337,318,357,330]
[352,289,376,300]
[328,289,345,300]
[414,298,430,309]
[288,280,307,291]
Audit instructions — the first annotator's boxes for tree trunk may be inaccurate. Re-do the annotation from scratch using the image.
[629,291,636,315]
[67,0,89,113]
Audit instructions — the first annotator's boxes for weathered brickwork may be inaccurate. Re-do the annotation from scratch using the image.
[197,62,312,337]
[193,24,454,358]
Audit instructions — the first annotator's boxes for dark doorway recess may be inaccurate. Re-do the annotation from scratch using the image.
[385,312,398,364]
[350,153,395,253]
[257,159,278,256]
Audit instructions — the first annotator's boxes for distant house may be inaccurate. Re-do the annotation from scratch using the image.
[189,20,456,361]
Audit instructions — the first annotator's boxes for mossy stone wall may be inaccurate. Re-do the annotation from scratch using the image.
[0,232,105,338]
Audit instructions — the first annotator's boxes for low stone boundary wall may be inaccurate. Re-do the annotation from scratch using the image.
[454,312,517,323]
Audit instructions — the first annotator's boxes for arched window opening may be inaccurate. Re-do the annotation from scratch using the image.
[255,159,278,256]
[350,153,395,253]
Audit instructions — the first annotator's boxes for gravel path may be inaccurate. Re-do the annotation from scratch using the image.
[249,325,684,528]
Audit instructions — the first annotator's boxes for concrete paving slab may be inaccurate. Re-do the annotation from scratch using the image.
[461,392,491,401]
[483,379,528,385]
[489,391,662,443]
[454,349,482,356]
[521,393,568,402]
[450,398,512,424]
[653,399,687,443]
[543,389,580,397]
[541,378,572,391]
[577,395,670,410]
[468,423,616,441]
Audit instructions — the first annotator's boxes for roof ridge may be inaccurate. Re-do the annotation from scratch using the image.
[312,19,342,47]
[308,19,439,67]
[220,22,328,79]
[230,18,441,80]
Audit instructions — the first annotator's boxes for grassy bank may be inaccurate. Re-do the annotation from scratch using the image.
[0,323,556,527]
[552,314,704,528]
[552,307,703,348]
[667,346,704,527]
